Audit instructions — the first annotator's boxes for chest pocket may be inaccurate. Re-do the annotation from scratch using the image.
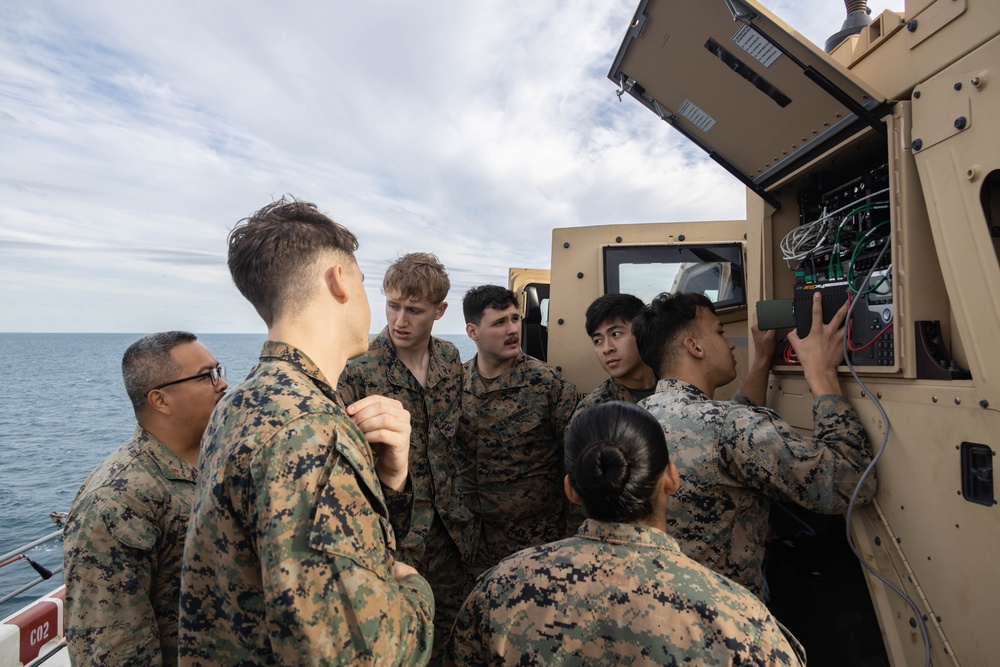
[101,497,157,551]
[308,450,394,577]
[495,405,543,443]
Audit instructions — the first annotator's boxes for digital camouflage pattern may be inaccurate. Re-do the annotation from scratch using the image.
[179,341,434,667]
[445,519,806,667]
[455,353,576,576]
[63,426,196,667]
[339,329,474,659]
[641,378,876,596]
[570,376,636,423]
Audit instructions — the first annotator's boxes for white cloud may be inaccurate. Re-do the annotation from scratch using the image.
[0,0,903,334]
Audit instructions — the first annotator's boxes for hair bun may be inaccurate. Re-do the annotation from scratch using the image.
[576,439,631,498]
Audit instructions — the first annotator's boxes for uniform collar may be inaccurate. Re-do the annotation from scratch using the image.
[129,425,198,483]
[654,378,710,401]
[259,340,343,407]
[465,352,527,394]
[577,518,682,554]
[373,328,453,390]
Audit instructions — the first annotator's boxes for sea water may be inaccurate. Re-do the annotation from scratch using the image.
[0,332,478,618]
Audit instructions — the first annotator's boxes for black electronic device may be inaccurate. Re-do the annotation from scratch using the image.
[756,299,796,331]
[794,281,849,339]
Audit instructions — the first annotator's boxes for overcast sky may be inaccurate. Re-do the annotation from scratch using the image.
[1,0,904,334]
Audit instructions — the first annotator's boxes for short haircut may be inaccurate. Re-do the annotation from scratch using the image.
[227,197,359,327]
[564,401,670,523]
[122,331,198,414]
[462,285,518,324]
[383,252,450,304]
[585,293,645,337]
[632,292,715,376]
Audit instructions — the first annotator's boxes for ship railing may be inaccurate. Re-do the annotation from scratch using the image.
[0,513,65,607]
[0,512,68,666]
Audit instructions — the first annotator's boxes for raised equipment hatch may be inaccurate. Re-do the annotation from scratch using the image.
[608,0,891,205]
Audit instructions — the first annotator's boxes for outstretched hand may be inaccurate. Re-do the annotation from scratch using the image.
[787,291,847,396]
[346,395,411,491]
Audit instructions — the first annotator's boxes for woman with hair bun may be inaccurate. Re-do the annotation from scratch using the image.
[446,401,805,666]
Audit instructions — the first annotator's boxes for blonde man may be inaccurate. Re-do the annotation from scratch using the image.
[340,252,474,662]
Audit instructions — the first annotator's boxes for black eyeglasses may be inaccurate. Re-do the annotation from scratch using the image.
[151,365,226,391]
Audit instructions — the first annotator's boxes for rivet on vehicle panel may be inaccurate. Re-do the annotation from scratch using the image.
[678,234,686,241]
[968,166,980,181]
[577,272,584,279]
[955,397,962,405]
[861,391,866,398]
[877,392,882,399]
[912,138,923,151]
[932,395,938,403]
[555,365,562,372]
[981,399,989,408]
[954,116,967,130]
[563,242,570,248]
[913,90,921,99]
[874,536,881,546]
[906,19,918,32]
[557,318,565,325]
[954,82,962,91]
[615,236,622,243]
[909,617,917,628]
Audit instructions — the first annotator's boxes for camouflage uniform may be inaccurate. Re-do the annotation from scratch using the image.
[570,377,636,423]
[455,353,576,576]
[178,341,434,666]
[445,519,806,666]
[63,426,195,667]
[339,329,474,659]
[640,378,876,596]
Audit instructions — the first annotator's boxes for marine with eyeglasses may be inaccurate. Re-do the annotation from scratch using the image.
[63,331,228,667]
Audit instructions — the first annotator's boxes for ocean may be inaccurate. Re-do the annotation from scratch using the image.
[0,332,479,619]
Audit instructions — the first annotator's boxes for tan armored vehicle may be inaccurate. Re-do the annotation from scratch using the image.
[512,1,999,664]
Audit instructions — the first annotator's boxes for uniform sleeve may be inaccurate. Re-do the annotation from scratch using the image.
[552,377,578,435]
[720,394,876,513]
[255,418,435,665]
[443,575,490,667]
[63,493,163,667]
[381,475,414,540]
[759,618,807,667]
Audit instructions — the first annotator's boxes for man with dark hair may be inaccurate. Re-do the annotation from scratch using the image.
[64,331,227,667]
[340,251,473,662]
[571,293,657,422]
[633,290,876,597]
[179,198,434,665]
[457,285,577,577]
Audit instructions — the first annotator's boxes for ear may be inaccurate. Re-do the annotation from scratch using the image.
[434,301,448,321]
[661,461,681,496]
[145,389,172,417]
[465,321,478,341]
[325,264,350,302]
[683,335,705,359]
[564,475,584,506]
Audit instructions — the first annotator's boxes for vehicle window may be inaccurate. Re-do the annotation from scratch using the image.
[603,243,745,309]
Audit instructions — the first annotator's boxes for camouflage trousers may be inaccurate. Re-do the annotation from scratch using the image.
[398,514,473,664]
